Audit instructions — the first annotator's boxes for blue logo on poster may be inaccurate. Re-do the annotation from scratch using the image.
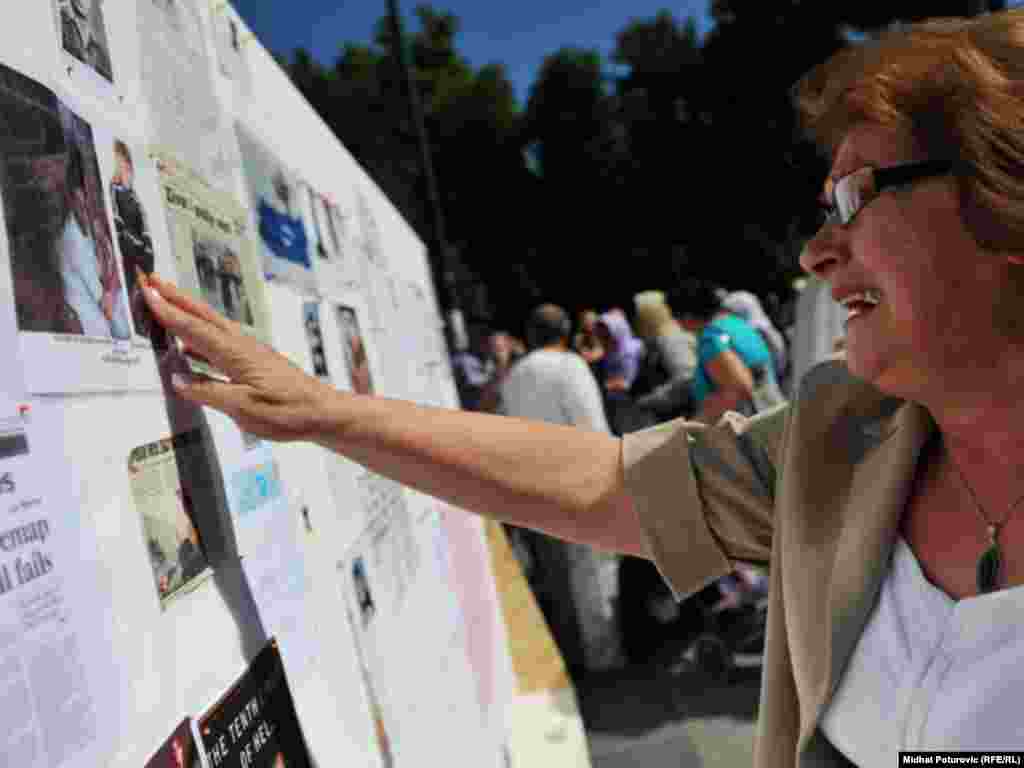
[231,462,282,516]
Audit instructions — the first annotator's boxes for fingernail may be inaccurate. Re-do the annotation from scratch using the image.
[171,373,187,390]
[147,286,163,303]
[175,336,185,354]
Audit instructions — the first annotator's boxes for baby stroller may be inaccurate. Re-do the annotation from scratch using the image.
[684,566,768,682]
[618,558,768,679]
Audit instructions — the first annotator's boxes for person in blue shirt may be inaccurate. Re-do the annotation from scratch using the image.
[668,279,785,424]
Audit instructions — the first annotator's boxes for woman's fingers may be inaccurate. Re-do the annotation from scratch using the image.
[143,282,232,368]
[143,273,234,332]
[171,371,253,414]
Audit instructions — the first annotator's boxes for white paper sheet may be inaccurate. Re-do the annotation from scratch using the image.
[137,0,231,188]
[0,398,121,768]
[240,506,319,689]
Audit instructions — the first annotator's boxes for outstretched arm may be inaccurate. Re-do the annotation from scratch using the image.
[141,274,648,557]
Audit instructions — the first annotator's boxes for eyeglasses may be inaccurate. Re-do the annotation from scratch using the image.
[821,160,952,226]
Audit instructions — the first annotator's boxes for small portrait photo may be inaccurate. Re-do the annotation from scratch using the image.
[336,305,374,396]
[192,229,255,326]
[352,556,375,629]
[0,412,29,461]
[129,433,213,609]
[306,187,341,263]
[109,139,156,338]
[56,0,114,82]
[303,302,329,380]
[0,64,131,340]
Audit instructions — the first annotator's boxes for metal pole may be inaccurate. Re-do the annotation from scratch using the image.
[385,0,465,349]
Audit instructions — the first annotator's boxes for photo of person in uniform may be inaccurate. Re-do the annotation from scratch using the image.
[57,0,114,82]
[110,140,156,337]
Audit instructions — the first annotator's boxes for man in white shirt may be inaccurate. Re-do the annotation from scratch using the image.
[498,304,622,673]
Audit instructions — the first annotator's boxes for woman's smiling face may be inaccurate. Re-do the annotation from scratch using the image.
[801,122,1013,400]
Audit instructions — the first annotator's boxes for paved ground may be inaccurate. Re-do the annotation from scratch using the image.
[575,659,762,768]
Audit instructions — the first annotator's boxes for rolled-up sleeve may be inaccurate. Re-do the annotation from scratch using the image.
[622,403,788,599]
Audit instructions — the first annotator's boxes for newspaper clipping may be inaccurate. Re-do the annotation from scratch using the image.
[137,0,230,187]
[127,432,215,610]
[157,153,272,376]
[0,403,119,767]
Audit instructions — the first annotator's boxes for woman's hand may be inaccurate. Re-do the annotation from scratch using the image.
[141,273,334,442]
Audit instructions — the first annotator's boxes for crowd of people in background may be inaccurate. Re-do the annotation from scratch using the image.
[450,275,845,673]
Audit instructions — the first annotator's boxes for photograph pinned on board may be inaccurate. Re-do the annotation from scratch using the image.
[339,540,397,768]
[259,169,309,270]
[127,431,215,610]
[53,0,114,83]
[0,410,29,461]
[352,555,376,629]
[302,302,329,381]
[235,123,314,292]
[198,639,313,768]
[0,62,164,393]
[192,228,255,326]
[0,66,129,342]
[144,718,201,768]
[109,138,158,340]
[303,184,344,264]
[336,304,374,396]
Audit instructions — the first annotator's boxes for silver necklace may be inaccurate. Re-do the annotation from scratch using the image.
[948,454,1024,594]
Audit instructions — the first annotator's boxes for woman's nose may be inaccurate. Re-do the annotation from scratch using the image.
[800,220,849,280]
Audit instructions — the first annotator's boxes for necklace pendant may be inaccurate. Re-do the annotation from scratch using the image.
[978,543,1001,594]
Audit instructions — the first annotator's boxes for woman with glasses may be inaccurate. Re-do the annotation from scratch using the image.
[141,9,1024,764]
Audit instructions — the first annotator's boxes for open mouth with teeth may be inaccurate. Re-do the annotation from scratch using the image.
[840,289,881,320]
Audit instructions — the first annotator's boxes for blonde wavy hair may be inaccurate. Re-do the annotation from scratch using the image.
[633,291,678,339]
[795,9,1024,251]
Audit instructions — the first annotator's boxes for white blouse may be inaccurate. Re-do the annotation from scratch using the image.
[820,536,1024,764]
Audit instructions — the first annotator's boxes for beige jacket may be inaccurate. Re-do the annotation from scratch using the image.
[623,359,936,768]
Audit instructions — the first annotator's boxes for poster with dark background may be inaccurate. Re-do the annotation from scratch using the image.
[198,640,312,768]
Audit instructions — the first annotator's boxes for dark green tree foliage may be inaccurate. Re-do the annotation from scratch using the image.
[284,2,1004,326]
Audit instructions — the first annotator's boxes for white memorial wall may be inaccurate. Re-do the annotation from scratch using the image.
[0,1,516,766]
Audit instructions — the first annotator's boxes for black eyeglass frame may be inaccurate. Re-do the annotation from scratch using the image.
[822,159,954,226]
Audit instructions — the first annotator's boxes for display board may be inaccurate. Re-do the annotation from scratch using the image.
[0,2,526,766]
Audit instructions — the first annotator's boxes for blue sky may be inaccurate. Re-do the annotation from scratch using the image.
[232,1,713,105]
